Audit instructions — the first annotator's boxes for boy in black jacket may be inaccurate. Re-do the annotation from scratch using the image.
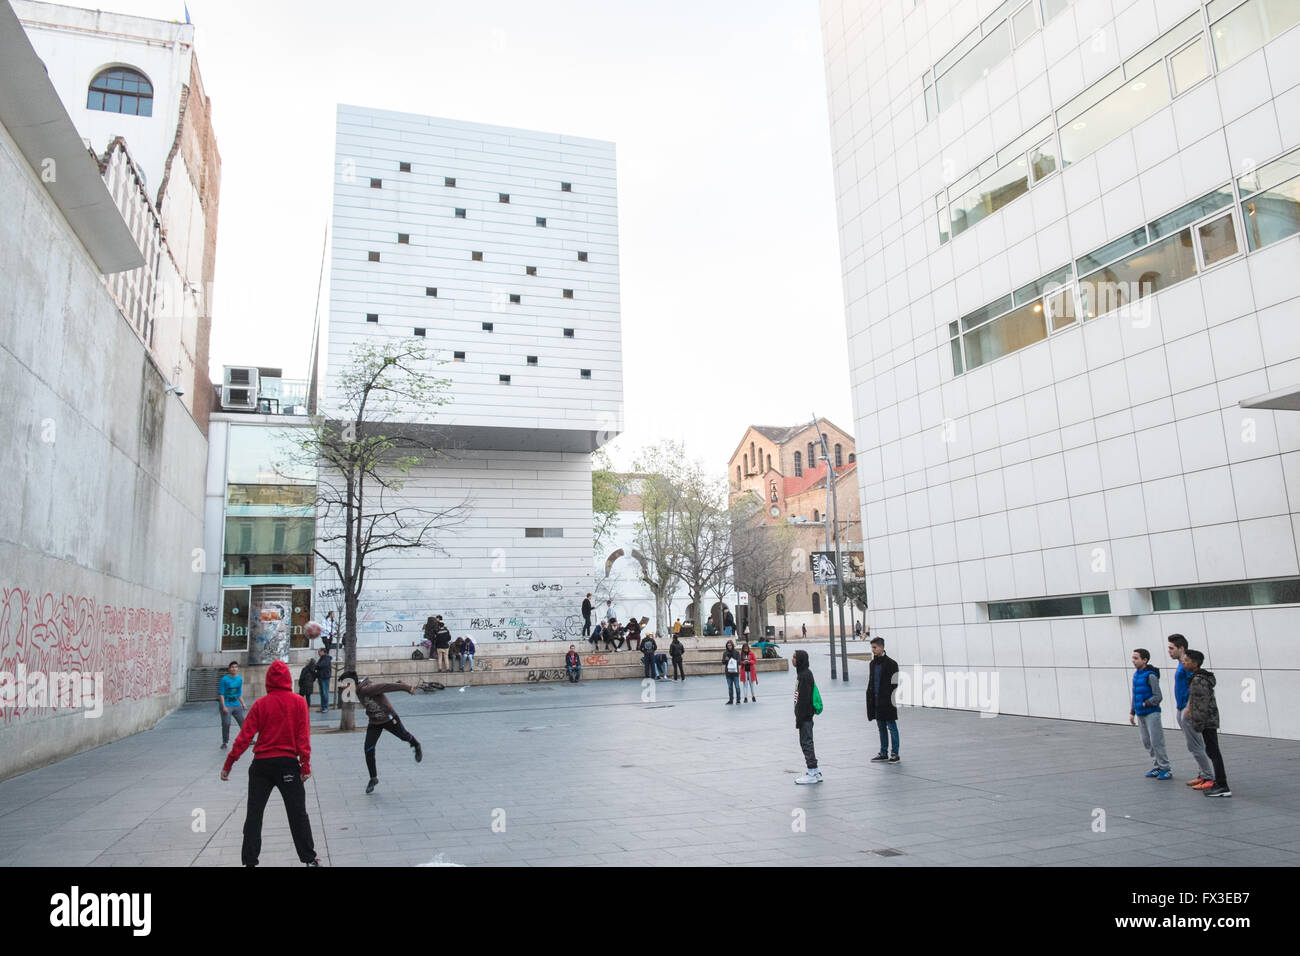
[1185,650,1231,797]
[793,649,822,784]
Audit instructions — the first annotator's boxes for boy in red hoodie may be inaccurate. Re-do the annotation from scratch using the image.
[220,659,319,866]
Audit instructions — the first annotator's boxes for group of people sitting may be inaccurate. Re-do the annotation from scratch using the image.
[420,616,475,672]
[565,631,689,682]
[587,616,648,652]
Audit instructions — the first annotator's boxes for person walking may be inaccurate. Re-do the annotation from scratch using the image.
[801,623,807,640]
[866,637,900,762]
[722,606,736,636]
[219,659,319,867]
[315,647,332,713]
[1130,648,1172,780]
[669,633,686,681]
[297,657,317,706]
[582,594,593,639]
[640,632,658,680]
[461,636,475,672]
[338,671,423,794]
[1168,634,1215,789]
[565,645,582,683]
[738,641,758,702]
[722,640,742,704]
[792,649,822,784]
[218,661,246,749]
[1184,650,1231,797]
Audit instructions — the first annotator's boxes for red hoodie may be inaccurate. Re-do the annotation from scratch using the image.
[222,660,311,776]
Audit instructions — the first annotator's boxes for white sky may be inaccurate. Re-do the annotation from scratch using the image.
[66,0,853,469]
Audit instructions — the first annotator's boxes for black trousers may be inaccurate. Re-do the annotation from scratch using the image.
[798,719,817,769]
[1202,728,1229,788]
[364,718,416,779]
[672,657,684,680]
[242,757,316,866]
[582,615,591,637]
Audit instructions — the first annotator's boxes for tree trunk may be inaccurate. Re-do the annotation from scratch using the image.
[340,589,358,731]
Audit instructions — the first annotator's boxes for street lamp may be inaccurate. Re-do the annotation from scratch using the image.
[812,417,850,683]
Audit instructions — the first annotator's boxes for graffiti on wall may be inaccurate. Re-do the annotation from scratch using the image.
[0,587,174,721]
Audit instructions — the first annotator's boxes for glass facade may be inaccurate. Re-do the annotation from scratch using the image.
[1151,578,1300,611]
[221,425,316,651]
[987,593,1112,620]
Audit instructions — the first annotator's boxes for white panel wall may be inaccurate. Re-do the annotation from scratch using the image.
[314,450,598,647]
[327,105,623,437]
[823,0,1300,737]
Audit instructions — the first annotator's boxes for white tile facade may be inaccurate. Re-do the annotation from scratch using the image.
[823,0,1300,737]
[322,106,623,647]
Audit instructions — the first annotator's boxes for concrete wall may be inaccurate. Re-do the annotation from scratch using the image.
[0,115,207,780]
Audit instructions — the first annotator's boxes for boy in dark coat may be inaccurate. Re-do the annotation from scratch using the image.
[298,659,317,705]
[1184,650,1231,797]
[339,671,423,794]
[793,649,821,784]
[867,637,901,763]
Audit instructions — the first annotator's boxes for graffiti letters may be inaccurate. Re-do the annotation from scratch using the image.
[505,656,530,667]
[584,654,609,667]
[525,669,567,683]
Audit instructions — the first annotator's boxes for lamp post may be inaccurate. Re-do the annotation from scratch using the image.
[810,416,838,680]
[814,419,849,682]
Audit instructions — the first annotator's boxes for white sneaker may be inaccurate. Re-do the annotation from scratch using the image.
[794,770,823,785]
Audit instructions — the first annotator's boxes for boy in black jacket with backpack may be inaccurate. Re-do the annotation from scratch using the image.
[793,649,822,785]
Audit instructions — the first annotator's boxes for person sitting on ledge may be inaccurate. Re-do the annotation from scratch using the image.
[589,621,604,650]
[565,645,582,683]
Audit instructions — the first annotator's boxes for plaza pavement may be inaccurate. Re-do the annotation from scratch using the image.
[1,643,1297,867]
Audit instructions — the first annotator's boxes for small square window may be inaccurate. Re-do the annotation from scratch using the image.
[527,355,538,366]
[444,176,456,187]
[366,313,379,323]
[399,161,411,172]
[455,208,466,219]
[543,527,563,538]
[471,251,483,261]
[563,328,575,338]
[370,178,382,188]
[580,368,591,379]
[524,527,543,538]
[561,182,572,192]
[413,327,425,337]
[397,233,410,244]
[536,217,547,227]
[499,193,510,203]
[526,266,537,276]
[426,287,438,297]
[562,289,574,299]
[368,251,380,262]
[453,351,465,361]
[482,322,494,331]
[577,251,588,262]
[499,374,511,384]
[509,293,521,304]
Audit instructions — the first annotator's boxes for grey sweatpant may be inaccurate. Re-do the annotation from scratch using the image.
[798,720,817,770]
[1137,711,1170,771]
[1177,708,1215,779]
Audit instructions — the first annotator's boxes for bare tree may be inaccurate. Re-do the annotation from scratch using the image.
[292,340,468,730]
[729,495,801,640]
[663,466,731,636]
[630,450,683,637]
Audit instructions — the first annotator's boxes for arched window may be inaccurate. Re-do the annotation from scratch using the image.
[813,509,820,522]
[87,67,153,116]
[834,443,843,467]
[793,451,802,477]
[769,480,778,503]
[812,592,821,614]
[750,442,755,467]
[808,442,817,467]
[849,452,856,463]
[736,466,742,485]
[766,453,772,472]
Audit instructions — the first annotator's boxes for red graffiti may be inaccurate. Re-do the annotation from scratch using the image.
[584,654,610,667]
[0,587,173,721]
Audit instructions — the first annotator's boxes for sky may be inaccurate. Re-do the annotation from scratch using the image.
[62,0,854,470]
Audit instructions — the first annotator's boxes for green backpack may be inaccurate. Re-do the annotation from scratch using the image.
[812,683,824,716]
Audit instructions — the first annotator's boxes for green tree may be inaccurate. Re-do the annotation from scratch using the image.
[591,449,621,550]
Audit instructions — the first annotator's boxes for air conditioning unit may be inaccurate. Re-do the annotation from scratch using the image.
[221,366,260,411]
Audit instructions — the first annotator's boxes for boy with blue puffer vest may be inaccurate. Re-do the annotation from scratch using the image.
[1129,648,1172,780]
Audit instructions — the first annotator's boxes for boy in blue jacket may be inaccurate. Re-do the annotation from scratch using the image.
[1129,648,1171,780]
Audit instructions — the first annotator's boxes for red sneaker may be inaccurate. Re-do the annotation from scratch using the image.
[1193,779,1216,790]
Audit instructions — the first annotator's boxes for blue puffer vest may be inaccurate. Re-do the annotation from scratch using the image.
[1132,664,1161,716]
